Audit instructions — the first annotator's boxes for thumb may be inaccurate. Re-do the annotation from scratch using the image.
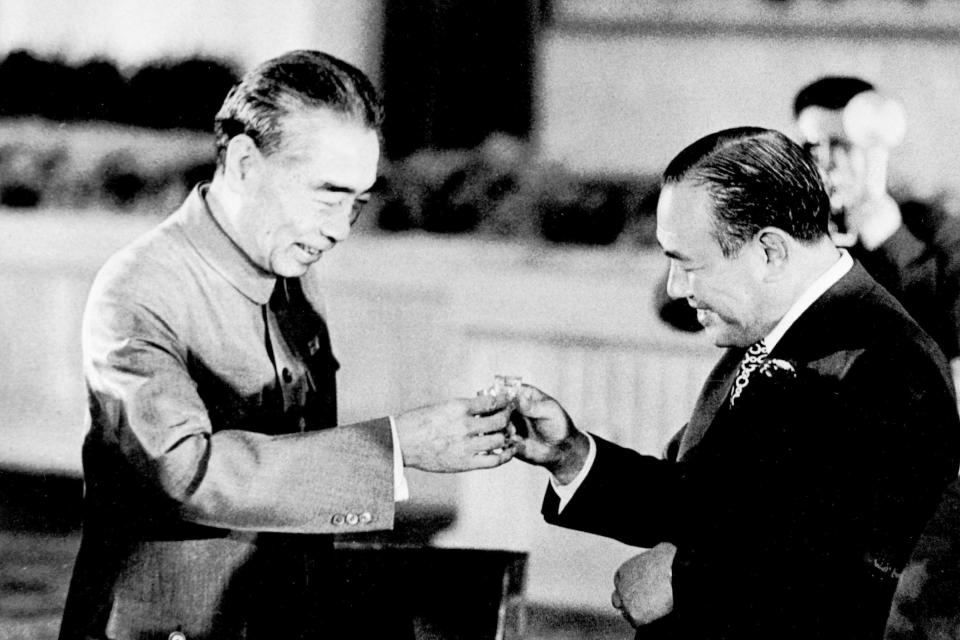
[515,384,556,418]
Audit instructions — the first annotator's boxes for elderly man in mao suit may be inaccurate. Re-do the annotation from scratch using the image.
[58,51,517,640]
[512,128,960,639]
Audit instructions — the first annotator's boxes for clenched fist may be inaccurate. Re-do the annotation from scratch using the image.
[612,542,677,628]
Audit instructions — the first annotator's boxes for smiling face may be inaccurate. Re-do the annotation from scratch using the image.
[231,107,380,277]
[657,181,770,348]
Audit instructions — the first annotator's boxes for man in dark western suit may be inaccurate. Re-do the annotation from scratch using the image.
[511,127,960,639]
[658,77,960,399]
[58,50,517,640]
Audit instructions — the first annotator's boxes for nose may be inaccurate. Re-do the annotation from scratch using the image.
[665,261,691,300]
[318,202,353,244]
[826,145,850,175]
[808,145,830,172]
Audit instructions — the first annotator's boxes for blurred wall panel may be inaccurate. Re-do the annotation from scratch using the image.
[0,0,385,78]
[381,0,540,157]
[0,213,155,473]
[538,24,960,202]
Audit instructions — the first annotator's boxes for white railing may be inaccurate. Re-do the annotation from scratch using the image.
[0,212,718,609]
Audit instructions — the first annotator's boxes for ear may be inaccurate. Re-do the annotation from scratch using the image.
[756,227,789,275]
[222,134,260,190]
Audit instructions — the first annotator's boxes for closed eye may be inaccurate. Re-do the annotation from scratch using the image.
[314,195,370,224]
[350,197,369,221]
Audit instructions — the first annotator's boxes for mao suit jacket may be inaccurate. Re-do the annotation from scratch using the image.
[59,187,400,640]
[545,262,960,640]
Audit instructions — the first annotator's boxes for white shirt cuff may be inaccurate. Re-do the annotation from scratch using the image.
[389,416,410,502]
[549,432,596,513]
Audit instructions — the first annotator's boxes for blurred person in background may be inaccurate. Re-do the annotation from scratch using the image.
[58,49,516,640]
[513,128,960,639]
[657,77,960,399]
[790,80,960,640]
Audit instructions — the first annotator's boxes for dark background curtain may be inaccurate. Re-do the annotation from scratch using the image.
[381,0,547,159]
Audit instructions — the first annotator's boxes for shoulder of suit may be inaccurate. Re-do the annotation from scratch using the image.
[89,215,198,320]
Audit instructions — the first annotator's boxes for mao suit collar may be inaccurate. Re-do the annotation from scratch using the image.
[177,183,277,305]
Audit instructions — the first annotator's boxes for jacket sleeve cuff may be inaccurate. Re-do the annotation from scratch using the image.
[549,432,597,512]
[389,415,409,502]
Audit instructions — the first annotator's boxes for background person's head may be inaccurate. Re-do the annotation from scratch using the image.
[793,76,878,212]
[210,50,383,278]
[657,127,833,347]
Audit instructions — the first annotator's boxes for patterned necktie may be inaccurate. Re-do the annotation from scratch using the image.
[728,340,769,407]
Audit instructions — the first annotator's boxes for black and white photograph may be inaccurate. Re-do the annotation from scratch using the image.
[3,1,960,638]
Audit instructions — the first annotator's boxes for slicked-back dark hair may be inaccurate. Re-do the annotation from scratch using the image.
[213,50,383,167]
[793,76,874,116]
[663,127,831,257]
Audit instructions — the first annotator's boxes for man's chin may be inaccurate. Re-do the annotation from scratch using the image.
[701,323,743,348]
[271,262,313,278]
[705,327,731,348]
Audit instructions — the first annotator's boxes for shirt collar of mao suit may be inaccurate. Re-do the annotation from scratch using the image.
[177,182,277,305]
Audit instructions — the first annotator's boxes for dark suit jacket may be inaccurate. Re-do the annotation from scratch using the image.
[884,476,960,639]
[546,263,960,640]
[857,209,960,361]
[59,188,403,640]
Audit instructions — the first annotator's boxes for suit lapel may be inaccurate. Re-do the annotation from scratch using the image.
[770,261,877,364]
[677,347,742,460]
[677,262,877,460]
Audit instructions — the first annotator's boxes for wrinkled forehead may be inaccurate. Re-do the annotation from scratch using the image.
[269,109,381,191]
[796,106,847,146]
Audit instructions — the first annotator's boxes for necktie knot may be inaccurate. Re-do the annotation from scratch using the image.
[729,340,769,406]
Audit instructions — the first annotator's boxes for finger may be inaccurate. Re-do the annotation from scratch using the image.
[464,393,511,416]
[509,411,530,439]
[514,385,559,419]
[468,432,509,453]
[470,444,517,469]
[467,409,511,436]
[515,383,545,406]
[509,437,532,460]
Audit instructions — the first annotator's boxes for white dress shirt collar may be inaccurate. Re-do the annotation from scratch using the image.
[763,249,853,352]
